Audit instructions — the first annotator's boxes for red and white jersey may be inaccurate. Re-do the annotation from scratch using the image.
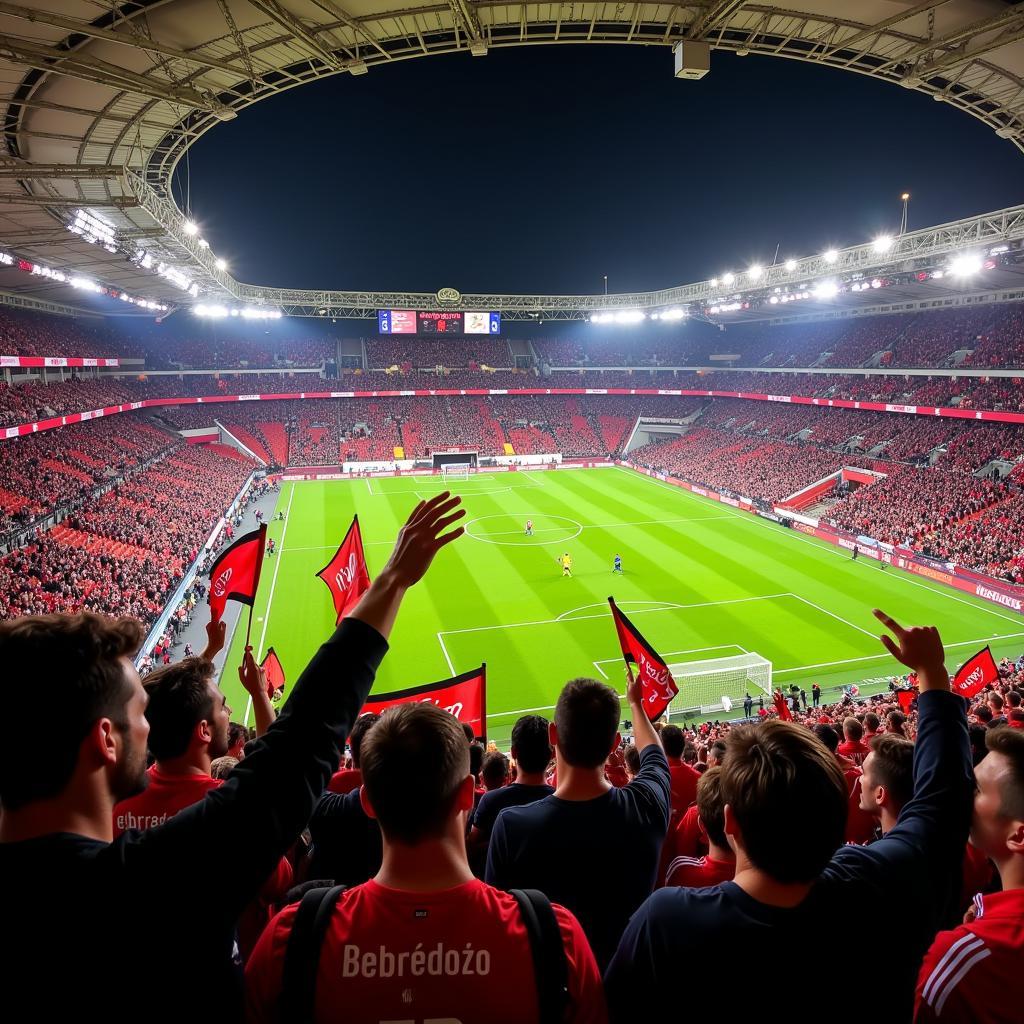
[245,878,607,1024]
[915,889,1024,1022]
[664,854,734,889]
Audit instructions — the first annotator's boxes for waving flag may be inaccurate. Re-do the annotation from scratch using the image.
[772,689,793,722]
[207,524,266,623]
[952,647,999,700]
[362,665,487,739]
[608,598,678,722]
[260,647,286,699]
[317,516,371,624]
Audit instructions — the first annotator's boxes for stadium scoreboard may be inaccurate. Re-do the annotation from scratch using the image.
[377,310,501,335]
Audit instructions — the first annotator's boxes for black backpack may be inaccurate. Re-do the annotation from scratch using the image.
[281,884,570,1024]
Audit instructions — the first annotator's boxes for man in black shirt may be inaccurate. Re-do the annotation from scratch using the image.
[486,674,670,969]
[0,492,464,1022]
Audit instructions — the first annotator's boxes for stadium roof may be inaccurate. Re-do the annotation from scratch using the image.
[0,1,1022,321]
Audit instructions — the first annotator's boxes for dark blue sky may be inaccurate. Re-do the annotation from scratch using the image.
[176,45,1023,296]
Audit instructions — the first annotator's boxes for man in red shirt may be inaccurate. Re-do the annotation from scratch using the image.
[662,724,700,816]
[862,711,881,745]
[326,712,378,794]
[246,702,606,1023]
[916,727,1024,1021]
[837,716,871,765]
[665,767,735,888]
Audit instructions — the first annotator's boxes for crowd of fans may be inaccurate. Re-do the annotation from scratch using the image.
[1,495,1020,1021]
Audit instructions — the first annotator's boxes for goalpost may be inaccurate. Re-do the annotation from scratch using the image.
[664,652,772,720]
[441,462,473,482]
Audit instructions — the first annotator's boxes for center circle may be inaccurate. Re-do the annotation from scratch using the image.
[464,513,583,546]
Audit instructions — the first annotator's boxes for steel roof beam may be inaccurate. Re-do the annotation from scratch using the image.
[246,0,341,67]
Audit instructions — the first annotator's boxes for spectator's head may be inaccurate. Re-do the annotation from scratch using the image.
[842,717,864,743]
[143,657,231,765]
[969,727,1024,874]
[1007,691,1021,710]
[360,703,473,845]
[813,724,839,754]
[552,678,620,769]
[227,722,247,759]
[696,767,729,852]
[721,722,847,883]
[988,692,1004,716]
[469,742,485,782]
[461,722,476,745]
[0,612,146,812]
[510,714,552,774]
[481,751,509,791]
[886,711,907,735]
[864,712,880,734]
[974,704,994,726]
[624,744,641,780]
[346,712,380,769]
[661,725,685,760]
[859,734,914,824]
[708,739,727,767]
[682,743,698,766]
[210,756,238,780]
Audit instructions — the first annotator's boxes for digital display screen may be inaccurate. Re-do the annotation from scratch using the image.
[377,310,501,335]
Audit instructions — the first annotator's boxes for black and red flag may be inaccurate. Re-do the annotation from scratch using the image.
[952,646,999,700]
[208,523,267,627]
[260,647,286,699]
[317,515,371,625]
[362,664,487,739]
[608,598,678,722]
[896,688,917,714]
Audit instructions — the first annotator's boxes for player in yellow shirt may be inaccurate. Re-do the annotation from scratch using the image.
[558,552,572,577]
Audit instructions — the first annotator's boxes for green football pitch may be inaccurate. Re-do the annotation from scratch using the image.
[220,466,1024,745]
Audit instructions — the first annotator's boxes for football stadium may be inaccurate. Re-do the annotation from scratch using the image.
[1,2,1023,1021]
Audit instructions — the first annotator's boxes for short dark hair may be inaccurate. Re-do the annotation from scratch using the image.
[721,721,847,882]
[1006,691,1021,709]
[228,723,248,750]
[361,703,470,844]
[143,657,217,761]
[867,733,914,810]
[696,766,727,848]
[554,678,620,769]
[461,722,476,744]
[813,724,839,753]
[511,714,552,773]
[974,704,993,724]
[481,750,509,789]
[469,741,485,780]
[0,613,142,810]
[347,712,380,768]
[624,744,641,776]
[887,711,907,733]
[709,739,728,765]
[864,712,880,732]
[661,724,685,759]
[988,693,1004,712]
[985,727,1024,821]
[843,717,863,742]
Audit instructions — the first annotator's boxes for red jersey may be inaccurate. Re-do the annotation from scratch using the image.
[837,739,870,764]
[245,878,607,1024]
[915,889,1024,1022]
[667,760,700,816]
[673,804,707,859]
[327,768,362,794]
[664,854,734,889]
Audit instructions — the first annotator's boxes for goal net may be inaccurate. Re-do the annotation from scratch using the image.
[664,652,772,720]
[441,462,473,482]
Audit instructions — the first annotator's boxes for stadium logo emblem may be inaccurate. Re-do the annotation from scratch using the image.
[976,585,1022,611]
[335,553,359,592]
[213,567,233,597]
[436,287,462,304]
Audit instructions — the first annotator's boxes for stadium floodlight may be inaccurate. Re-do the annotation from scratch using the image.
[241,308,282,319]
[722,272,735,285]
[784,259,797,272]
[709,277,719,287]
[183,220,199,235]
[215,258,227,271]
[198,238,209,249]
[812,280,839,299]
[69,209,117,253]
[872,235,894,254]
[949,252,983,277]
[614,310,646,324]
[747,264,763,281]
[659,308,688,320]
[193,304,229,318]
[70,276,102,293]
[823,249,839,264]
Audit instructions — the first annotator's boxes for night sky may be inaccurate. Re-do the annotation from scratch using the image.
[176,46,1024,297]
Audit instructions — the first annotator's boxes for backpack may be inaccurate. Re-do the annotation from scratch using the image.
[281,884,570,1023]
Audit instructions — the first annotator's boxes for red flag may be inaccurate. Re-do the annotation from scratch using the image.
[260,647,286,699]
[772,689,793,721]
[207,524,266,623]
[362,665,487,739]
[608,598,678,722]
[952,647,999,700]
[896,688,916,713]
[317,516,371,625]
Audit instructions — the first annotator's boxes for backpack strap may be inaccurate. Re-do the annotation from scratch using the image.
[511,888,570,1024]
[281,884,347,1024]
